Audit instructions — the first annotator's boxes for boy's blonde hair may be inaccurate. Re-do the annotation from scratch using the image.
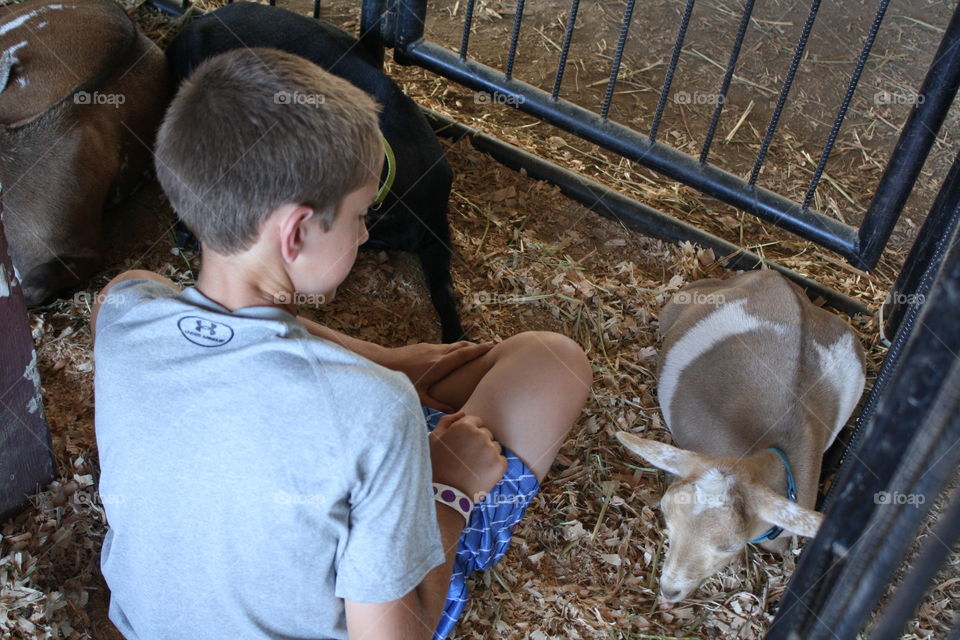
[155,47,383,254]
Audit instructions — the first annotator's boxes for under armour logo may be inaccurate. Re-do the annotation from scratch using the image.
[195,320,218,335]
[178,316,234,348]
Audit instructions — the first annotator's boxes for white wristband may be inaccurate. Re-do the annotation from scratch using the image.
[432,483,474,525]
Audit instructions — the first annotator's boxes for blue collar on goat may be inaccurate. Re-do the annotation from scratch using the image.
[749,447,798,543]
[372,133,396,209]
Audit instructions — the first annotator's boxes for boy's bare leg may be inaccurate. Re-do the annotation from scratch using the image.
[426,331,592,482]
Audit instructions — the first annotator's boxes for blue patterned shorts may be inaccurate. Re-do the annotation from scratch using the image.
[422,407,541,640]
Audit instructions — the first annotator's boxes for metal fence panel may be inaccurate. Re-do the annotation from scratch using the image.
[377,0,960,272]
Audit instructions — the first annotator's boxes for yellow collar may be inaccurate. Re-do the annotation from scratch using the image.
[373,133,396,207]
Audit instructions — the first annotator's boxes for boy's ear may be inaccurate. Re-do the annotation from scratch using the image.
[278,205,315,264]
[616,433,704,477]
[750,485,823,538]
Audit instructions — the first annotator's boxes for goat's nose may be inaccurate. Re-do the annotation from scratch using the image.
[661,586,682,602]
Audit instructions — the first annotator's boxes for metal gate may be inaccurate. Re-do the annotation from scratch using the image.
[358,0,960,320]
[151,0,960,636]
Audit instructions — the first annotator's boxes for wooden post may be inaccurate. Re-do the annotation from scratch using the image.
[0,201,56,522]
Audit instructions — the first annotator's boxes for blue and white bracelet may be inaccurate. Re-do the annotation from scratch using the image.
[432,483,474,525]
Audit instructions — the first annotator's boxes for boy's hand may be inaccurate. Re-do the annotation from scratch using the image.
[385,342,494,412]
[428,411,506,501]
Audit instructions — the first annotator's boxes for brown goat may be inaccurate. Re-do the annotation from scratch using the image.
[0,0,172,305]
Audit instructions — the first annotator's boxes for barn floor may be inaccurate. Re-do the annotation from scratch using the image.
[2,0,959,638]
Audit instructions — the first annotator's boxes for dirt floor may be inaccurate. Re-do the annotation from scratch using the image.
[2,0,959,638]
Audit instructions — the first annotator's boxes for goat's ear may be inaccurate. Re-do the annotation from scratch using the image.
[751,486,823,538]
[616,433,703,477]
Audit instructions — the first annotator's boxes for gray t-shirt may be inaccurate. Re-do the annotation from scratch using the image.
[94,279,444,639]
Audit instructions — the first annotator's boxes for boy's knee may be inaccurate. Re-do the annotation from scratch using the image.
[508,331,592,383]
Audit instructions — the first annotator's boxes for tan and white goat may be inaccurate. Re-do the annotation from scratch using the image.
[618,269,865,603]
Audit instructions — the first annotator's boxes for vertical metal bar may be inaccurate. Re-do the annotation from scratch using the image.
[389,0,427,66]
[882,149,960,340]
[313,0,320,19]
[504,0,526,80]
[600,0,638,120]
[699,0,756,165]
[868,485,960,640]
[551,0,581,100]
[649,0,696,142]
[749,0,822,186]
[854,0,960,270]
[395,0,426,48]
[359,0,386,70]
[459,0,477,61]
[802,0,890,211]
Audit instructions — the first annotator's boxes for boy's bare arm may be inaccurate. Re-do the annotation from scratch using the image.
[295,316,492,411]
[90,270,179,343]
[345,412,506,640]
[296,315,390,363]
[344,505,464,640]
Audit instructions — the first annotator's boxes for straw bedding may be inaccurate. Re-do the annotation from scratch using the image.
[1,0,957,637]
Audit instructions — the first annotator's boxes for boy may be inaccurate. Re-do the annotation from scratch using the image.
[92,48,591,640]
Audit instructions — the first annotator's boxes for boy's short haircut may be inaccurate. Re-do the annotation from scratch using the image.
[155,47,383,254]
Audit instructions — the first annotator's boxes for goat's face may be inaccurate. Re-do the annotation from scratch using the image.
[658,471,747,602]
[617,433,824,604]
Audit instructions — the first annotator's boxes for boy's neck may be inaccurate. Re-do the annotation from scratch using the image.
[195,248,297,316]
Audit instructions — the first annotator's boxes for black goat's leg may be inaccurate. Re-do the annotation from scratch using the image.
[417,238,466,343]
